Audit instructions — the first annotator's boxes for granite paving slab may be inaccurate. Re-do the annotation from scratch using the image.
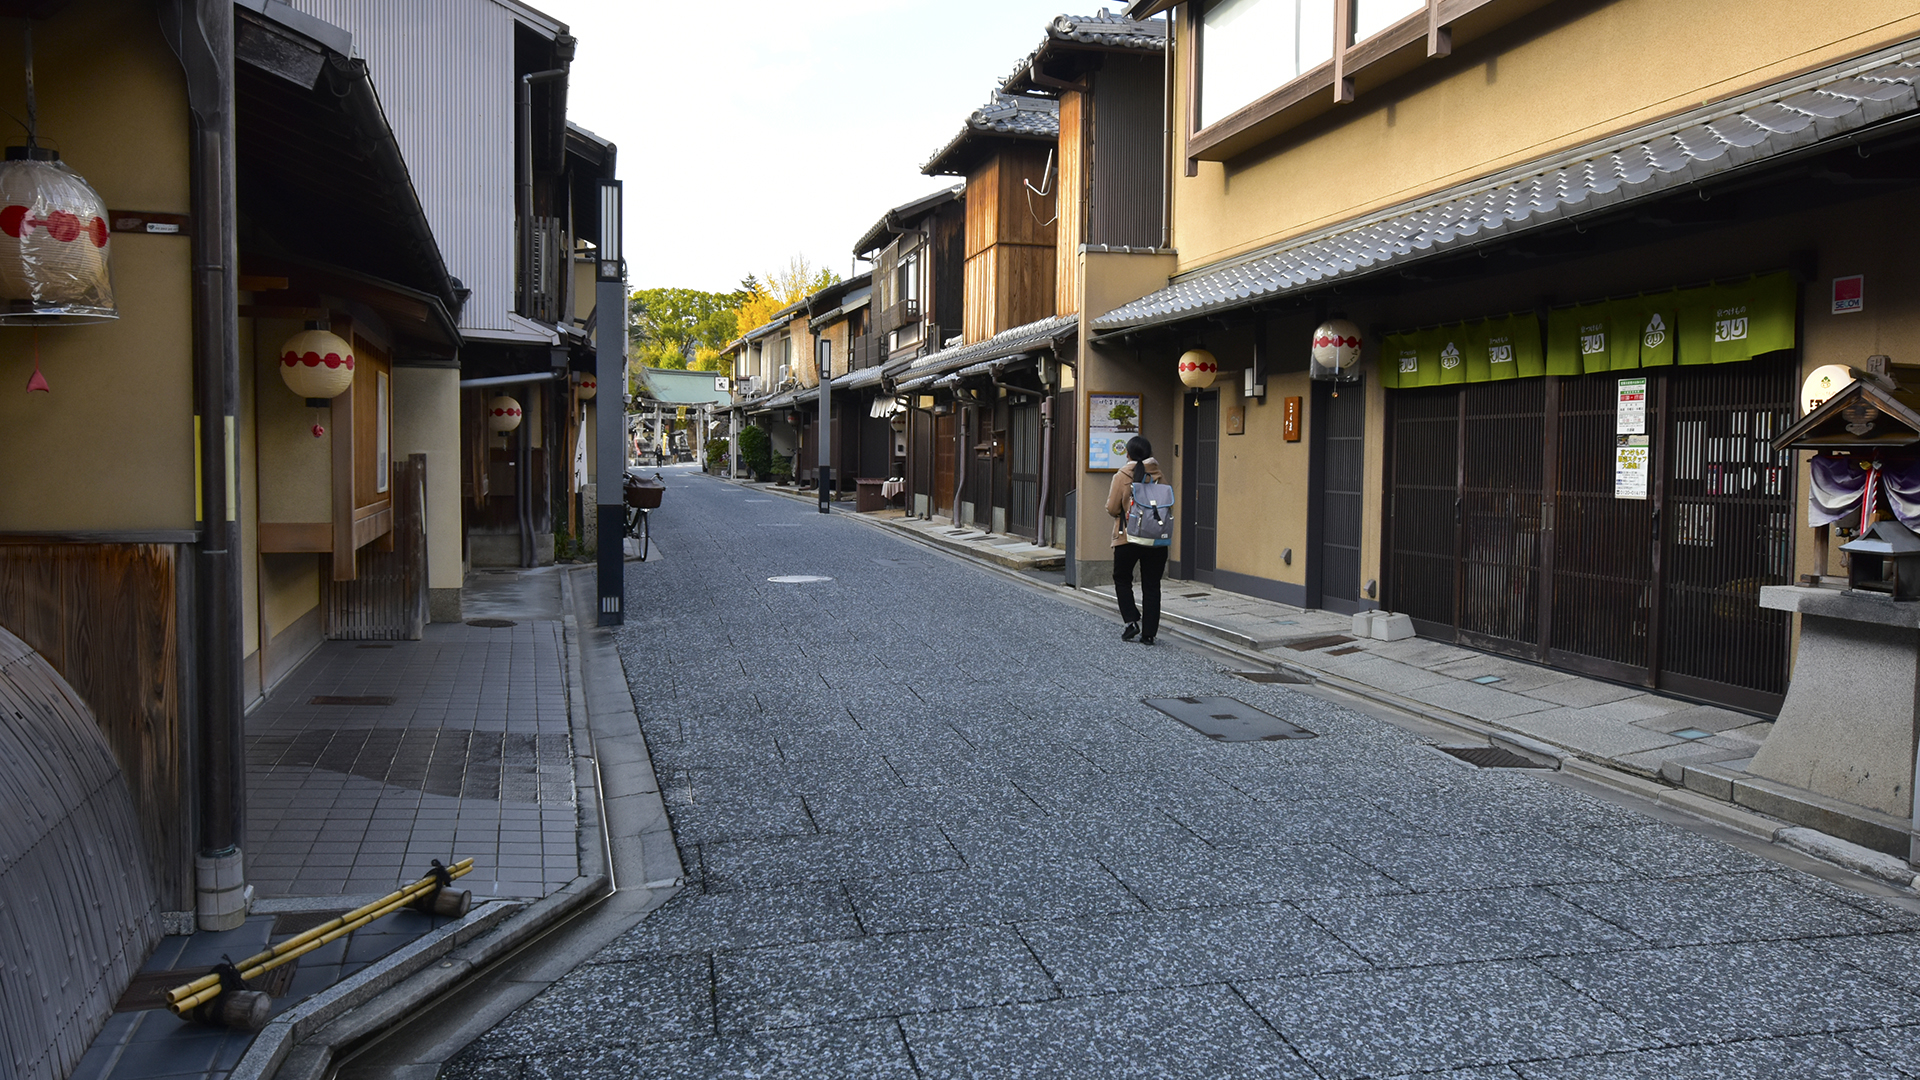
[711,926,1058,1032]
[1019,902,1368,993]
[1298,885,1644,967]
[1836,1024,1920,1077]
[1538,939,1920,1043]
[592,884,863,960]
[698,827,963,889]
[1546,872,1903,947]
[1510,1036,1899,1079]
[898,986,1317,1079]
[1337,830,1636,892]
[1238,959,1652,1079]
[843,858,1142,934]
[492,1021,920,1080]
[461,956,714,1056]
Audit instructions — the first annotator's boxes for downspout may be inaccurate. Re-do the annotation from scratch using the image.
[951,395,968,525]
[517,68,567,316]
[1161,9,1174,249]
[160,0,247,931]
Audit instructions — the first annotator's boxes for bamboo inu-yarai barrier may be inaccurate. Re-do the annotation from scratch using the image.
[166,858,474,1021]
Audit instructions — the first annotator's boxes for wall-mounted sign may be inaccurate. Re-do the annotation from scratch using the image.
[1615,435,1649,500]
[1087,392,1143,471]
[1800,363,1854,415]
[1616,377,1646,435]
[1224,402,1245,435]
[1832,275,1864,315]
[1283,396,1302,442]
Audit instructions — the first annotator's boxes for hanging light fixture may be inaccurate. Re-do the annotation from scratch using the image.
[575,373,597,400]
[1178,348,1217,389]
[488,395,523,433]
[0,22,113,325]
[1310,318,1363,383]
[277,328,355,399]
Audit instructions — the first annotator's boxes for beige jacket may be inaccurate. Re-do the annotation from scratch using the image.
[1106,458,1166,547]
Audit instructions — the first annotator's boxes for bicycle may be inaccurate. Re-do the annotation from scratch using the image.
[623,471,664,562]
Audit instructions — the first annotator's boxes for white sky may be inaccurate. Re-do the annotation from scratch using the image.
[535,0,1086,294]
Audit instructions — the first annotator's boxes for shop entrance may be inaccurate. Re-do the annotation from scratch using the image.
[1008,402,1040,539]
[933,412,956,517]
[1385,355,1796,714]
[1309,382,1366,612]
[1180,391,1219,583]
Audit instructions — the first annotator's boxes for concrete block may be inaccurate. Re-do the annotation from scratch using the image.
[1729,774,1909,856]
[1351,611,1380,637]
[1371,612,1414,641]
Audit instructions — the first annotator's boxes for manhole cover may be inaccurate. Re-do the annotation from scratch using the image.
[466,618,516,628]
[768,575,833,583]
[309,695,396,706]
[1233,670,1313,685]
[1438,745,1552,769]
[1143,696,1316,742]
[1283,634,1355,651]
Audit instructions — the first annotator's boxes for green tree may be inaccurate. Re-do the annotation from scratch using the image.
[629,287,743,370]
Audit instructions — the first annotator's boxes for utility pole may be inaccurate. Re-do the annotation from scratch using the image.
[595,180,626,625]
[815,331,831,513]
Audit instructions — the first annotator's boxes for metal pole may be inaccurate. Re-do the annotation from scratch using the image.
[595,180,626,625]
[816,331,831,512]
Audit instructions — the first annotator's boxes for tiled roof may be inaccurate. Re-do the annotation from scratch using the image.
[1094,48,1920,332]
[1044,11,1165,50]
[922,93,1060,175]
[896,314,1077,391]
[853,185,964,257]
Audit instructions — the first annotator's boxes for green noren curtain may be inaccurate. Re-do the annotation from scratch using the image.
[1378,271,1794,389]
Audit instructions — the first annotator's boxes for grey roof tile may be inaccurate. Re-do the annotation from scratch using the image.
[922,93,1059,175]
[896,314,1077,391]
[1094,53,1920,333]
[1045,11,1166,50]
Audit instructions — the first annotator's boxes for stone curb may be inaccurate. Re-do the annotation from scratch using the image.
[1778,827,1919,889]
[236,573,618,1080]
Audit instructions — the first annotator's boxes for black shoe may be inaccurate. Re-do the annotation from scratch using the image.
[1140,635,1156,646]
[1122,621,1141,642]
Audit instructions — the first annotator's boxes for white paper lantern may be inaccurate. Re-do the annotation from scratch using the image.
[1311,319,1363,370]
[0,154,115,322]
[1178,349,1217,389]
[278,329,355,399]
[575,373,597,400]
[487,395,523,433]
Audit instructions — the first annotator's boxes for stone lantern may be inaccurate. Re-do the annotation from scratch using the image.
[1841,520,1920,601]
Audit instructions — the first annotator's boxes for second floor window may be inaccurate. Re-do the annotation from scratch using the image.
[1201,0,1334,128]
[899,253,919,309]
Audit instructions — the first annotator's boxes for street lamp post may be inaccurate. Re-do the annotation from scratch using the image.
[595,180,626,625]
[816,332,831,513]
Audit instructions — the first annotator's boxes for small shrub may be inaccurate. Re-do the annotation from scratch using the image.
[738,425,773,478]
[705,437,730,470]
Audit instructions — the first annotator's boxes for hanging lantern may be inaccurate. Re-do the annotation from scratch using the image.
[1178,348,1217,389]
[575,373,597,400]
[487,395,523,433]
[278,329,355,399]
[1310,319,1363,382]
[0,151,114,323]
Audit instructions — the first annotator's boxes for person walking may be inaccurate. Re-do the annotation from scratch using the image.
[1106,435,1169,645]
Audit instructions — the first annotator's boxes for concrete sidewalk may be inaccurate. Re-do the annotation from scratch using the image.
[72,565,644,1080]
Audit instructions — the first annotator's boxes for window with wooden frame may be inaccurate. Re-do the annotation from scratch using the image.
[1185,0,1549,166]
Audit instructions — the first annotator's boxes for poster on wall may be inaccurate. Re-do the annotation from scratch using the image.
[1616,377,1646,435]
[1615,434,1648,499]
[1087,392,1143,471]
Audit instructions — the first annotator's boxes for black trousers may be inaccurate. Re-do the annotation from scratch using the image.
[1113,544,1170,639]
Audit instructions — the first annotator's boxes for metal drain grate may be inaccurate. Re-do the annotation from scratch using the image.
[114,963,298,1012]
[1438,745,1552,769]
[1233,670,1313,685]
[1327,646,1365,656]
[355,643,395,650]
[466,618,516,628]
[309,695,396,706]
[1283,634,1355,651]
[1144,696,1317,742]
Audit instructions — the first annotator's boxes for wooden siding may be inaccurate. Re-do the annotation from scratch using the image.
[1090,54,1166,249]
[0,624,161,1080]
[325,453,428,640]
[963,144,1060,343]
[1057,90,1087,317]
[0,544,186,910]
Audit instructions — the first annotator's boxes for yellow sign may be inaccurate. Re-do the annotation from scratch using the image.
[676,406,688,421]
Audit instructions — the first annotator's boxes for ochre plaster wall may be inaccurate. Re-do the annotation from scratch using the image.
[391,366,463,592]
[1171,0,1920,274]
[0,1,192,531]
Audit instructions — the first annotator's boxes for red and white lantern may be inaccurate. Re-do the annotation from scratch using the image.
[1178,348,1217,389]
[487,395,523,433]
[278,329,355,399]
[0,155,115,322]
[575,373,597,400]
[1311,319,1363,371]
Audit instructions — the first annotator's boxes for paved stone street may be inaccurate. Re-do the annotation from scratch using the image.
[447,469,1920,1079]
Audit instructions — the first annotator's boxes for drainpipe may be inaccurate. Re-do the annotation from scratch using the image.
[517,68,568,316]
[1161,9,1174,249]
[951,396,968,525]
[161,0,247,931]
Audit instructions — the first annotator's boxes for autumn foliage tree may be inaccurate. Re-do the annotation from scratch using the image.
[732,256,842,338]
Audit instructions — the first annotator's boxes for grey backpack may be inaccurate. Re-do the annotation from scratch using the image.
[1124,465,1175,547]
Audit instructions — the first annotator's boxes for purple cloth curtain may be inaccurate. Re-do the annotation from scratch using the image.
[1809,454,1920,529]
